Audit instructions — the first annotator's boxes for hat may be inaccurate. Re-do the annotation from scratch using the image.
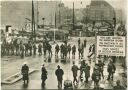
[57,65,60,68]
[42,64,45,67]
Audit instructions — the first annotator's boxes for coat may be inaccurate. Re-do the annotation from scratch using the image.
[84,65,90,78]
[72,46,76,53]
[41,67,47,80]
[38,44,42,52]
[55,45,59,52]
[21,65,29,80]
[71,65,79,77]
[107,63,116,73]
[92,70,101,82]
[55,69,64,81]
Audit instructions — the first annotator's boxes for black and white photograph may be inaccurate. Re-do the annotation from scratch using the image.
[0,0,127,90]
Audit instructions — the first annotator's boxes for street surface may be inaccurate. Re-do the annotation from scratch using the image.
[1,37,126,89]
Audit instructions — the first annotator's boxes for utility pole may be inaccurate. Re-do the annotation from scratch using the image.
[37,1,39,32]
[32,0,36,41]
[32,0,34,40]
[51,13,53,26]
[72,2,75,31]
[59,8,61,25]
[55,12,56,28]
[58,3,61,25]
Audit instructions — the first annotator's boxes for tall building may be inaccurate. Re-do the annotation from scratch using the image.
[86,0,115,22]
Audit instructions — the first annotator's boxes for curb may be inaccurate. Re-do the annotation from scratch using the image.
[1,69,38,85]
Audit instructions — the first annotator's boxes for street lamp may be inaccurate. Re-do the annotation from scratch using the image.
[72,2,75,31]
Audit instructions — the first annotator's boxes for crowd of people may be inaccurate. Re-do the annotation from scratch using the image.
[1,38,96,60]
[2,37,125,89]
[21,56,125,90]
[1,39,52,58]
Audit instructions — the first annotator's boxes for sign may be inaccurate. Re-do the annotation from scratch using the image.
[97,36,125,56]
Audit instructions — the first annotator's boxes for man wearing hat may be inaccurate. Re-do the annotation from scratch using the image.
[21,62,29,84]
[55,65,64,88]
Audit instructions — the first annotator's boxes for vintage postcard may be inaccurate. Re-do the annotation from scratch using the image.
[0,0,127,90]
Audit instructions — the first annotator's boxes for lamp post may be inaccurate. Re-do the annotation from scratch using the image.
[37,1,39,31]
[32,0,36,42]
[72,2,75,31]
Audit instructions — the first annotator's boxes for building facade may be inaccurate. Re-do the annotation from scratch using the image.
[86,0,115,22]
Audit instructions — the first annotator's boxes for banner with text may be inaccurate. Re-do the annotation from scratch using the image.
[97,36,125,56]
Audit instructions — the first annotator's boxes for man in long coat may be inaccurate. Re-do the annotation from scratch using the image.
[71,62,79,84]
[55,65,64,88]
[21,62,29,84]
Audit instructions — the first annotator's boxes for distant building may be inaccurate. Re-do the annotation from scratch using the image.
[86,0,115,22]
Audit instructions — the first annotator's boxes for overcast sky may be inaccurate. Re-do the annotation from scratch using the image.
[1,0,126,9]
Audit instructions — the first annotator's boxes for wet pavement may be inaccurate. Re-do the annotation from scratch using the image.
[1,37,126,90]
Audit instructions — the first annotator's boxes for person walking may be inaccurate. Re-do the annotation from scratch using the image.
[55,65,64,88]
[41,64,47,87]
[55,44,60,57]
[38,43,42,55]
[60,44,64,58]
[78,45,82,59]
[48,43,52,57]
[71,62,79,84]
[78,38,81,47]
[63,44,68,59]
[97,60,105,79]
[29,42,32,56]
[43,41,47,57]
[67,44,71,58]
[84,39,87,48]
[80,60,85,81]
[25,43,29,56]
[20,43,25,58]
[84,63,90,83]
[92,67,101,86]
[107,60,116,80]
[33,43,37,55]
[72,45,76,59]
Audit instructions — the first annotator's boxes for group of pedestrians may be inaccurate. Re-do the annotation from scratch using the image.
[21,56,121,89]
[55,38,87,60]
[3,37,125,89]
[55,43,76,59]
[1,38,89,61]
[1,39,53,58]
[21,63,64,88]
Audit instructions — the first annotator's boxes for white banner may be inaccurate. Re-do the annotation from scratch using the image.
[97,36,126,56]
